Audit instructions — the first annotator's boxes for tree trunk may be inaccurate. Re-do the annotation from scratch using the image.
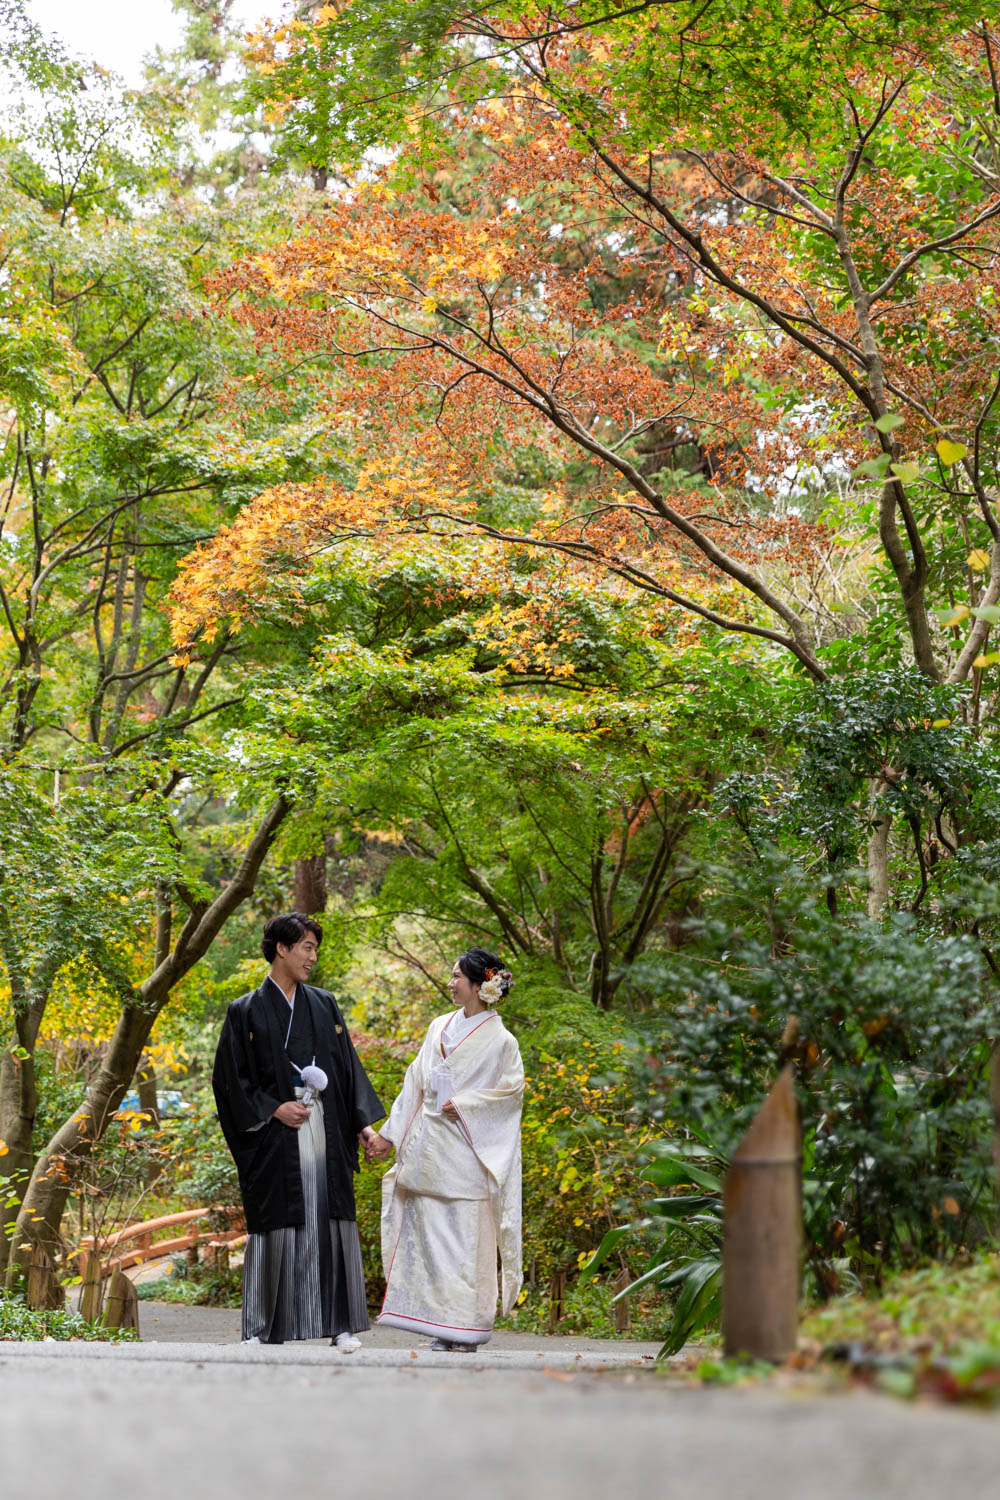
[0,998,46,1276]
[866,778,892,919]
[135,1057,159,1126]
[5,795,289,1286]
[589,949,613,1010]
[293,852,327,915]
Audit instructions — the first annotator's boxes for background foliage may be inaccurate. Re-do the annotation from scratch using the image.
[4,0,1000,1347]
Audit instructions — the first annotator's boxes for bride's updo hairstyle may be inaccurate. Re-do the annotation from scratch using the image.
[458,947,514,1003]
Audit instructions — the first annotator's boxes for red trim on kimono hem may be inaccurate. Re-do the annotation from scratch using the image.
[378,1310,492,1334]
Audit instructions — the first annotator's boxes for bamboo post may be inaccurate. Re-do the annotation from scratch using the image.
[103,1269,140,1334]
[613,1267,631,1334]
[79,1252,104,1322]
[722,1064,801,1362]
[26,1246,63,1310]
[548,1269,567,1331]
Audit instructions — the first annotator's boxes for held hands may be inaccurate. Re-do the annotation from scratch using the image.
[273,1100,310,1130]
[361,1126,393,1163]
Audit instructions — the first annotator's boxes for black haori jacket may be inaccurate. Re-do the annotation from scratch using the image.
[212,980,384,1233]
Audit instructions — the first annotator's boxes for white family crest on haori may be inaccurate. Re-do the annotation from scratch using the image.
[377,1007,524,1345]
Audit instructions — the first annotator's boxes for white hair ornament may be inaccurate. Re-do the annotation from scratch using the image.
[479,968,513,1007]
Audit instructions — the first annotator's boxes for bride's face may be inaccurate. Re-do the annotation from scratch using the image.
[449,962,478,1008]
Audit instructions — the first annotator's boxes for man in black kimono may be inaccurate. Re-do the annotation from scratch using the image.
[213,912,384,1347]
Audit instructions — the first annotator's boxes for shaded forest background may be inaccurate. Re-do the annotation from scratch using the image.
[2,0,1000,1343]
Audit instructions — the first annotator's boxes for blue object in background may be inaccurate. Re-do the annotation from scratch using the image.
[113,1089,191,1118]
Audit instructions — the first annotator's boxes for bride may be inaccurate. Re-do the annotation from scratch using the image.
[366,948,524,1350]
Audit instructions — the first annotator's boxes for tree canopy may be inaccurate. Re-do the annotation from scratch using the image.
[4,0,1000,1330]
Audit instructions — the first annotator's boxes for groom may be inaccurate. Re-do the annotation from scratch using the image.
[213,912,384,1347]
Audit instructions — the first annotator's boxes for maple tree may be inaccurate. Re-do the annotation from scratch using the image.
[210,533,766,1008]
[8,0,1000,1321]
[168,1,1000,706]
[159,1,1000,937]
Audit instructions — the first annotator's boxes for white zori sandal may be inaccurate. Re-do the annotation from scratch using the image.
[334,1333,362,1352]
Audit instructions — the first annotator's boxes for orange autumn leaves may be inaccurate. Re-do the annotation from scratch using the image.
[168,150,816,649]
[169,461,466,649]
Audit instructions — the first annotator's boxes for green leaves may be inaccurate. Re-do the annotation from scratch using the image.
[853,454,891,480]
[249,0,991,170]
[934,605,970,627]
[644,1152,724,1195]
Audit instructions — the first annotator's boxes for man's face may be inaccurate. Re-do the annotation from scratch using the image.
[277,933,319,984]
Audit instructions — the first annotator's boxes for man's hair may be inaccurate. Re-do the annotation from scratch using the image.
[262,912,323,963]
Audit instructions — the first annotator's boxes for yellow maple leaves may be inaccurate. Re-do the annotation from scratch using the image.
[169,459,467,646]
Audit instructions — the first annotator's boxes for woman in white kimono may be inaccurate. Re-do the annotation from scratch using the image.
[367,948,524,1351]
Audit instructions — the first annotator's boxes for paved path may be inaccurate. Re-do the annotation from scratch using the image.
[2,1322,999,1500]
[137,1298,661,1361]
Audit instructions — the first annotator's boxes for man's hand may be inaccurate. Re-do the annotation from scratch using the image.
[361,1127,392,1162]
[273,1100,310,1129]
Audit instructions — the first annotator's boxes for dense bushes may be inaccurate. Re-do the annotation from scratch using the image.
[634,855,995,1290]
[503,986,644,1286]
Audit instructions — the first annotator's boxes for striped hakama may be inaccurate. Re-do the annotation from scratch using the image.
[242,1088,369,1344]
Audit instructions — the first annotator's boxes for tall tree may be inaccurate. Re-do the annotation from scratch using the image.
[0,7,332,1271]
[188,2,1000,694]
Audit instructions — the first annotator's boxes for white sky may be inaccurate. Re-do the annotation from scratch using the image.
[26,0,285,85]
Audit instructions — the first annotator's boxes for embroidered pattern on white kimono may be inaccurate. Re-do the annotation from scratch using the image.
[377,1008,524,1344]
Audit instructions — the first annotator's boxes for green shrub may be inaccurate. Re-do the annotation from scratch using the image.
[0,1292,135,1342]
[634,853,995,1288]
[135,1253,243,1308]
[351,1031,411,1296]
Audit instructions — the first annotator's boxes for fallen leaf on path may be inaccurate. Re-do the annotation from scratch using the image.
[542,1367,575,1381]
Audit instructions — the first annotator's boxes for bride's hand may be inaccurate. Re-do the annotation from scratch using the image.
[365,1131,393,1161]
[442,1100,459,1121]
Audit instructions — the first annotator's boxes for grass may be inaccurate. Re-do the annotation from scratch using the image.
[800,1252,1000,1355]
[497,1276,668,1341]
[679,1251,1000,1405]
[0,1291,136,1342]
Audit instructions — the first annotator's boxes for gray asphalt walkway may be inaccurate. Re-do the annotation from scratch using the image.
[1,1335,997,1500]
[137,1298,662,1365]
